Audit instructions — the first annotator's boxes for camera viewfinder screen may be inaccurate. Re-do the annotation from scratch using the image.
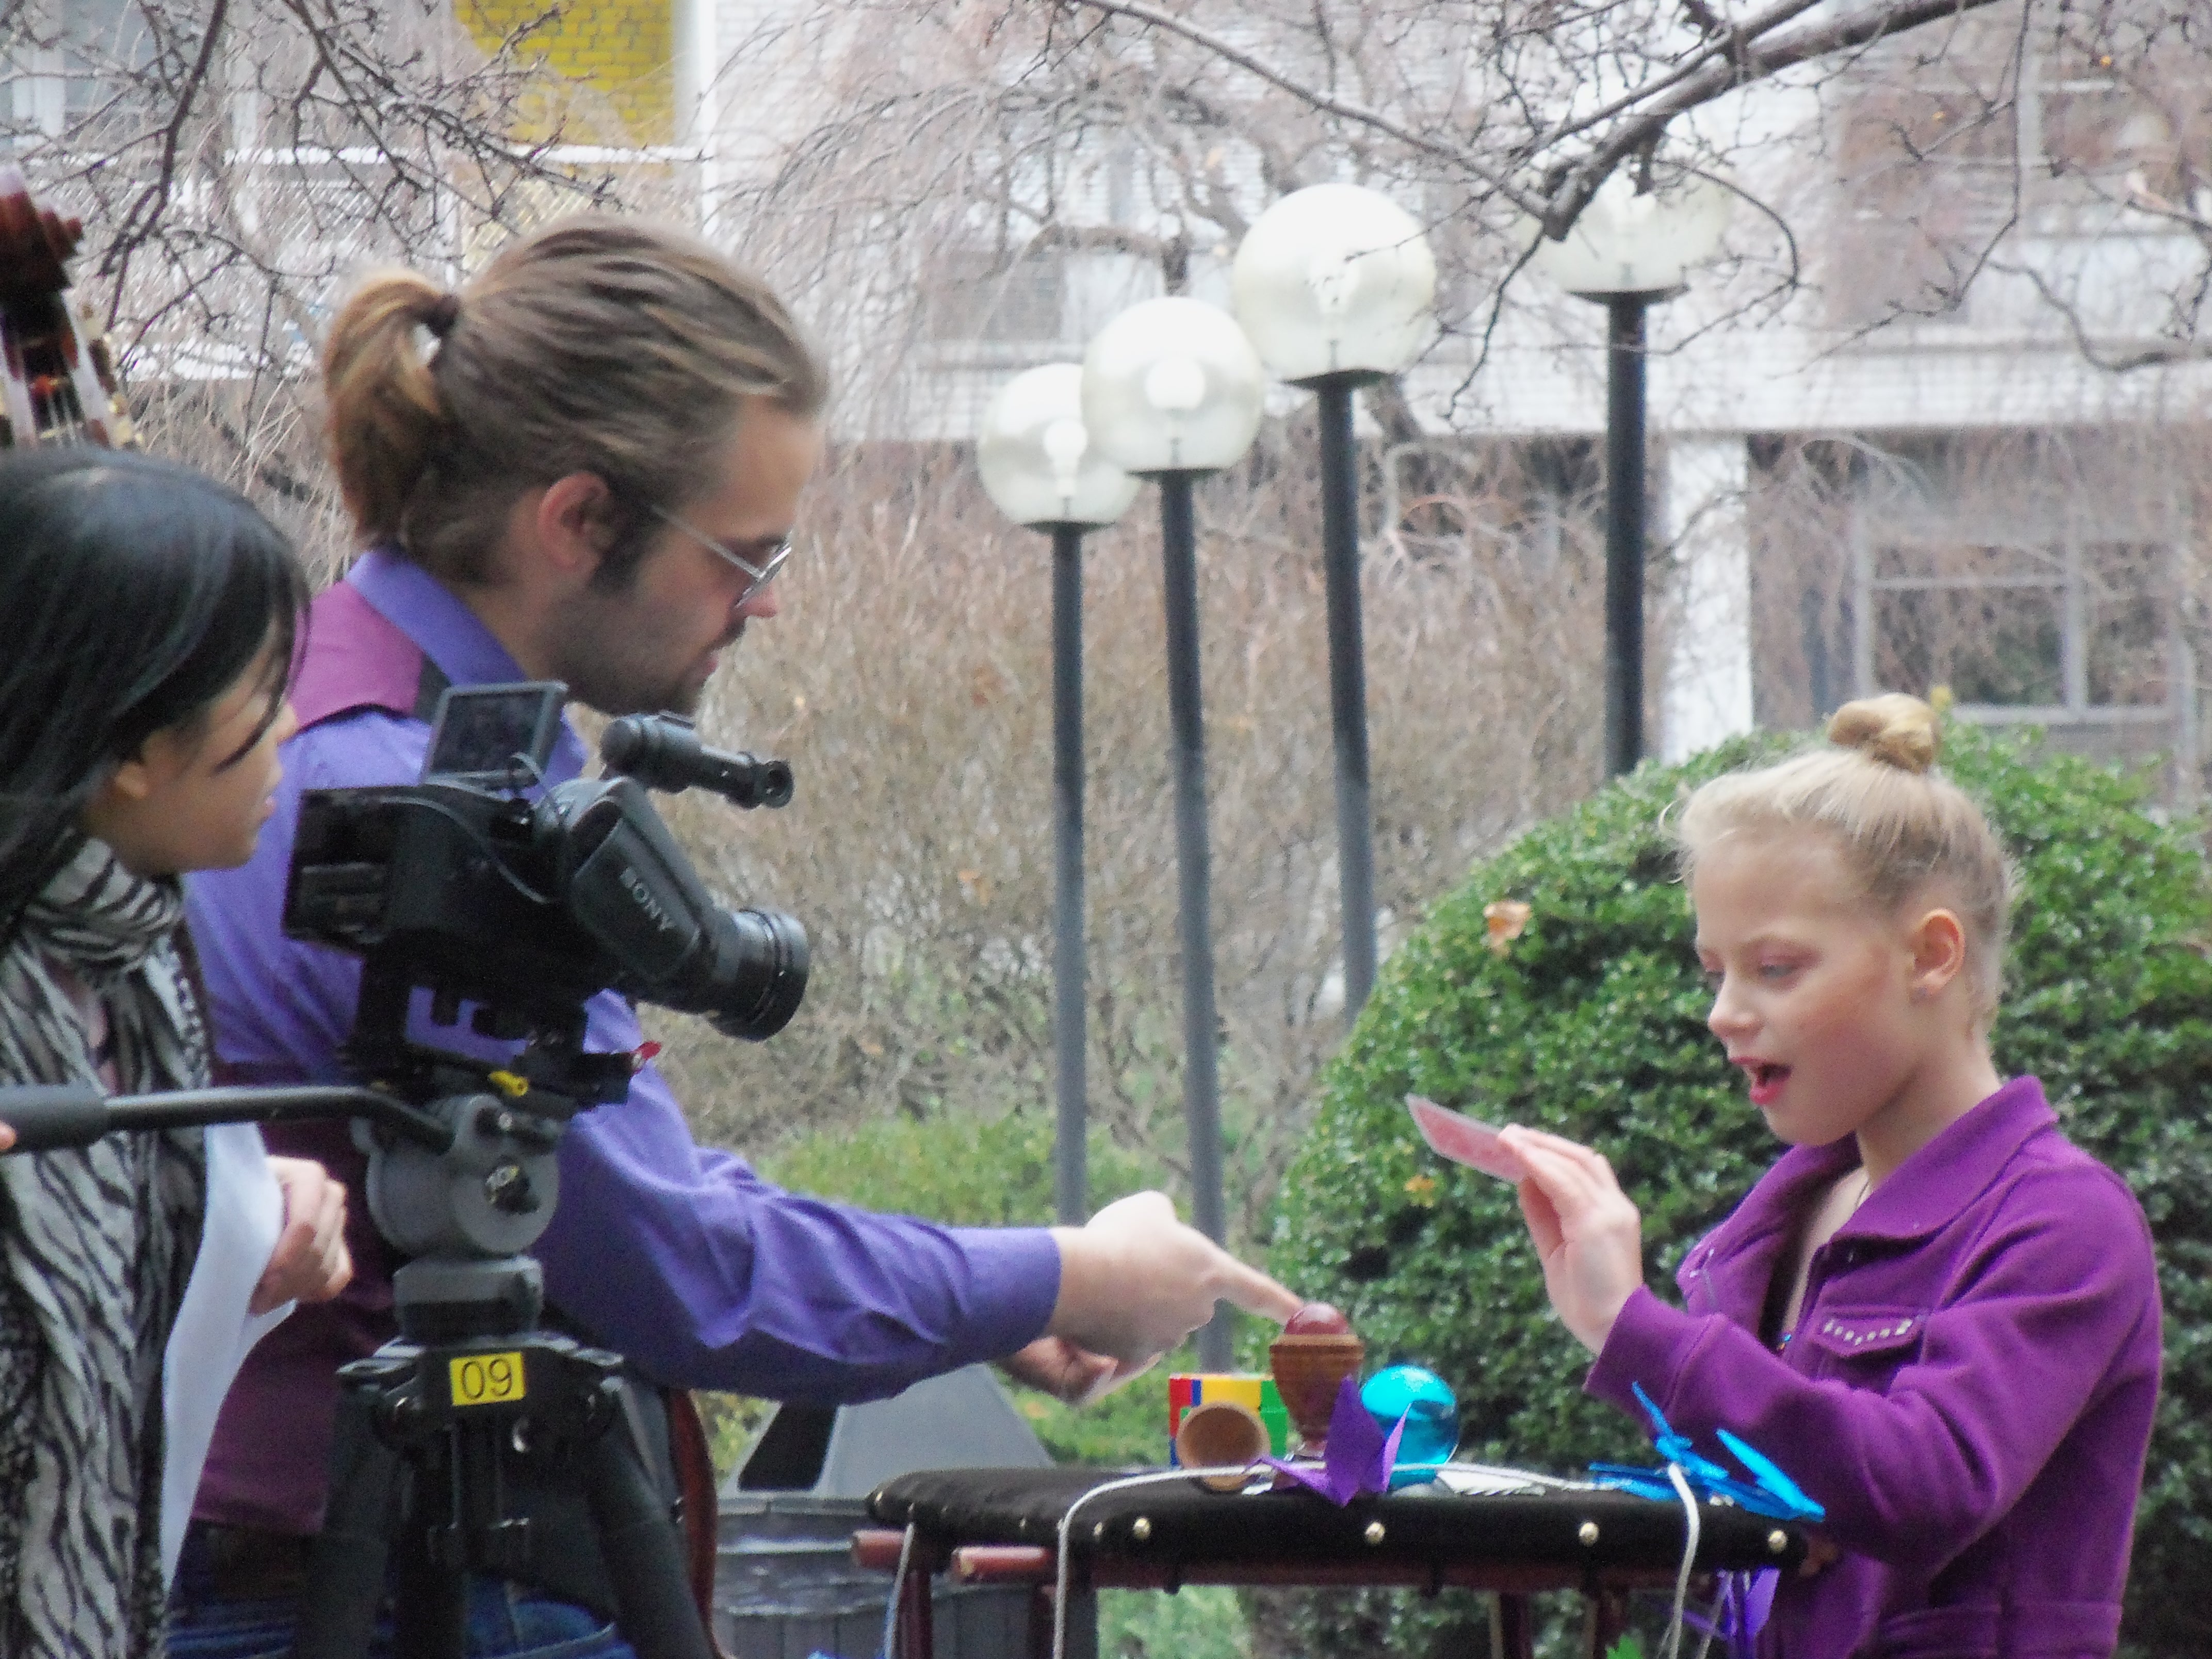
[422,682,566,785]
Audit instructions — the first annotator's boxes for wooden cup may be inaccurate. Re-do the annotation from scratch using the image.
[1269,1334,1366,1455]
[1174,1398,1272,1491]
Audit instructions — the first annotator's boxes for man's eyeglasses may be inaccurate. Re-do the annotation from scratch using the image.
[650,505,793,607]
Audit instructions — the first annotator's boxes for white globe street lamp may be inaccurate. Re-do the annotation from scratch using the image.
[1233,184,1437,1019]
[1232,182,1437,385]
[1527,171,1733,299]
[1081,298,1264,1369]
[976,366,1136,1227]
[978,363,1141,530]
[1528,170,1733,776]
[1081,296,1266,474]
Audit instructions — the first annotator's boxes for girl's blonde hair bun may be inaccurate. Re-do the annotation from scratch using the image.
[1672,688,2013,1024]
[1826,693,1940,775]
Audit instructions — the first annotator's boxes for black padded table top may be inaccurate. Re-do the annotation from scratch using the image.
[868,1466,1808,1576]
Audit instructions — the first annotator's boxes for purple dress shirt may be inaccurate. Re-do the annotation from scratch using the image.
[1590,1076,2160,1658]
[187,549,1062,1535]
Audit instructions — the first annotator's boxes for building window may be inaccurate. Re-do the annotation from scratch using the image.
[921,250,1067,346]
[1852,529,2187,780]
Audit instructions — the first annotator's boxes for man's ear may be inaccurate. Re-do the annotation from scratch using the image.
[1907,906,1969,1003]
[531,473,619,582]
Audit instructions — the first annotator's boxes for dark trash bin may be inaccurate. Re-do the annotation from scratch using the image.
[715,1364,1051,1659]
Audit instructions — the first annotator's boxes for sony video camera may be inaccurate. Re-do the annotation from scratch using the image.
[283,682,807,1105]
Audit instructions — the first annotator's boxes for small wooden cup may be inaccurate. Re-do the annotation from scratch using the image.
[1174,1398,1271,1491]
[1269,1334,1366,1454]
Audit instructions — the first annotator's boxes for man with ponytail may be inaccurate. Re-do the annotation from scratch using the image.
[170,219,1299,1659]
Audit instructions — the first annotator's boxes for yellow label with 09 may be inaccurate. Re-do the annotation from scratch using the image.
[448,1352,527,1407]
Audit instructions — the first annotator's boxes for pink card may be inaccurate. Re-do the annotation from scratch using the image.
[1407,1094,1527,1183]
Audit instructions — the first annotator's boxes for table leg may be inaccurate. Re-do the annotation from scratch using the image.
[1492,1593,1535,1659]
[896,1553,935,1659]
[1585,1586,1631,1658]
[1023,1583,1097,1659]
[1027,1586,1054,1659]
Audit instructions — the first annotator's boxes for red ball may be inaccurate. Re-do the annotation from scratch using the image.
[1284,1302,1352,1336]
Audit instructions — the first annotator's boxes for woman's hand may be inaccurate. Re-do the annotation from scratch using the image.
[1498,1126,1645,1356]
[0,1121,12,1152]
[250,1157,354,1315]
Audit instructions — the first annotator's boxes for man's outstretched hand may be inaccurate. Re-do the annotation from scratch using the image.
[1045,1190,1303,1372]
[1000,1335,1143,1405]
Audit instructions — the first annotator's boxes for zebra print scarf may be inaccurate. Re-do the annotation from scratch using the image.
[0,837,206,1659]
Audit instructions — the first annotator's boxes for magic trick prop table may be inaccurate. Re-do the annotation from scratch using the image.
[855,1466,1808,1659]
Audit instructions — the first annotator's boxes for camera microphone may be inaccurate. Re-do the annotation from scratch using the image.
[600,714,793,809]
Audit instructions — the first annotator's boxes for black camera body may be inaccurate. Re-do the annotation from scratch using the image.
[282,685,807,1104]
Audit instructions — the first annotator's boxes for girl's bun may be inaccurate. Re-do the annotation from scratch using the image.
[1826,693,1940,775]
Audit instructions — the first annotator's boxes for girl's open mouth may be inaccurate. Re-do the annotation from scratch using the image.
[1744,1061,1791,1107]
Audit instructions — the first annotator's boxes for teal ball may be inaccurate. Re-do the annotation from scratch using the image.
[1362,1364,1459,1488]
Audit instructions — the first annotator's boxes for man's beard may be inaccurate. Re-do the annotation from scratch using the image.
[543,592,729,718]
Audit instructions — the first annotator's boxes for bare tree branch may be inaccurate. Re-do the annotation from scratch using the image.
[1994,256,2212,372]
[1058,0,1546,213]
[100,0,233,318]
[1547,0,2016,234]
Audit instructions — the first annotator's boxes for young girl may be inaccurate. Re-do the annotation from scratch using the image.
[0,447,353,1658]
[1500,694,2161,1659]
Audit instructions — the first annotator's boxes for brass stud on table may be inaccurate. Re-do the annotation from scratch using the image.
[1093,1522,1107,1542]
[1768,1530,1788,1555]
[1577,1521,1600,1547]
[1131,1517,1153,1543]
[1363,1521,1386,1546]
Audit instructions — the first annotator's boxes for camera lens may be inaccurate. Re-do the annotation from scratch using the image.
[701,907,810,1040]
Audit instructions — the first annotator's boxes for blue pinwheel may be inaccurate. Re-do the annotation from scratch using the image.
[1589,1384,1825,1524]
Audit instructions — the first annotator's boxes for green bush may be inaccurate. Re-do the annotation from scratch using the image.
[759,1104,1153,1229]
[1269,726,2212,1657]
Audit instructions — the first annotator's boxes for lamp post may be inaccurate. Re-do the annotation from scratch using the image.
[1233,183,1436,1018]
[1082,297,1265,1369]
[977,364,1139,1227]
[1530,171,1731,777]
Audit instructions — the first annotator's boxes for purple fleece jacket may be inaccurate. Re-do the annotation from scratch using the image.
[1590,1076,2160,1658]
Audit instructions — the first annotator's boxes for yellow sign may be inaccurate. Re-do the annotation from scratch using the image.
[449,1351,527,1407]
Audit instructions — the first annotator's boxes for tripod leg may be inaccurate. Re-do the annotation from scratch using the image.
[389,1458,470,1659]
[579,1425,713,1659]
[295,1387,404,1659]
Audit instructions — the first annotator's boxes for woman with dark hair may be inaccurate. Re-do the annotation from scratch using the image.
[0,447,354,1658]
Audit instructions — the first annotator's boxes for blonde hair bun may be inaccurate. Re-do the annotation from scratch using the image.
[1673,689,2011,1023]
[1826,693,1939,775]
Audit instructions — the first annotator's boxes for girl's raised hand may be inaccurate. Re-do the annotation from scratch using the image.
[1497,1126,1645,1356]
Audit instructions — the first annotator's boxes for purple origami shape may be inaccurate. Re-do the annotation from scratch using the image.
[1681,1567,1778,1659]
[1263,1376,1405,1505]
